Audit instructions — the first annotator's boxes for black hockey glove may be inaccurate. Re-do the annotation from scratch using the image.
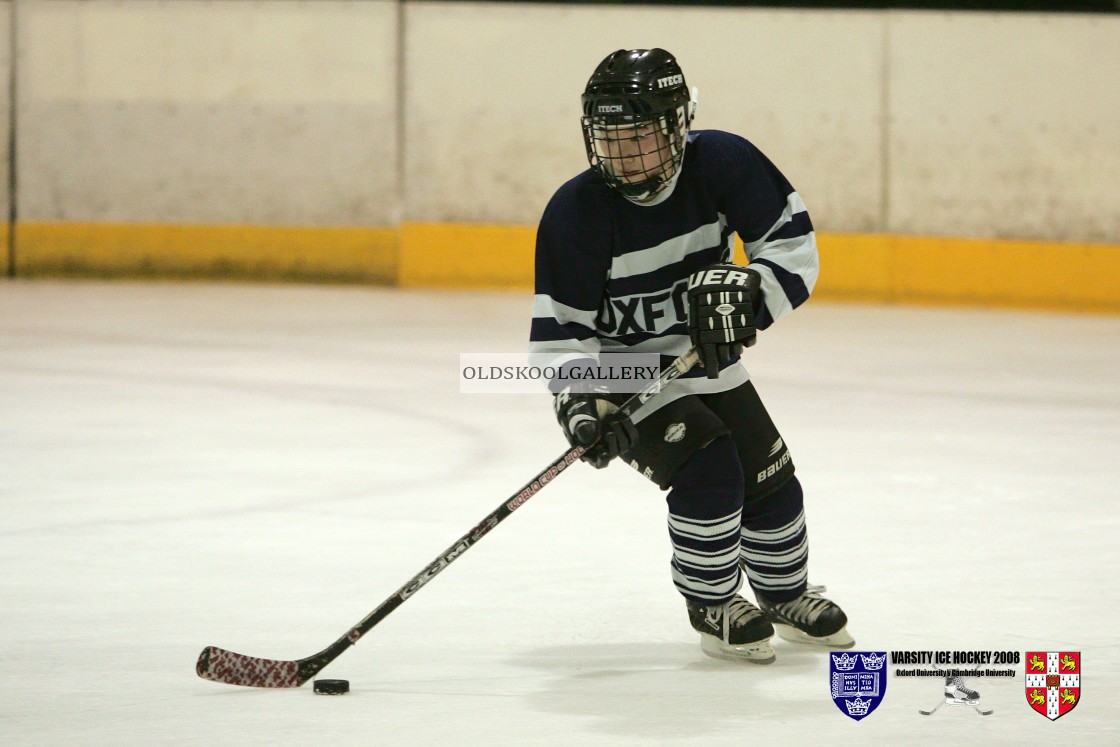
[686,264,761,379]
[553,384,638,469]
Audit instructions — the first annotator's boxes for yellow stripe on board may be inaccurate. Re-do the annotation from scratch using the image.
[16,221,398,282]
[820,233,1120,313]
[11,220,1120,314]
[399,224,1120,314]
[397,222,536,288]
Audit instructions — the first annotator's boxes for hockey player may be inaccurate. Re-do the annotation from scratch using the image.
[531,48,853,662]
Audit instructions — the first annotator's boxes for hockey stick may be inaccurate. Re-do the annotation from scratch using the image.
[196,348,701,687]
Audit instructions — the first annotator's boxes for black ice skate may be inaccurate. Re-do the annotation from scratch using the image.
[946,675,980,703]
[686,595,776,664]
[756,584,855,648]
[919,676,993,716]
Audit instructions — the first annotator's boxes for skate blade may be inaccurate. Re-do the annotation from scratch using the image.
[700,635,776,664]
[772,623,855,649]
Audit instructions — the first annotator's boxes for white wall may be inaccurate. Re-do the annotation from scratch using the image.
[406,3,1120,241]
[18,0,399,226]
[1,1,10,225]
[404,4,883,230]
[10,1,1120,242]
[888,12,1120,242]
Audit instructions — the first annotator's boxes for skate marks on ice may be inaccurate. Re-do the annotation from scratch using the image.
[0,290,510,538]
[3,285,1120,744]
[510,641,838,740]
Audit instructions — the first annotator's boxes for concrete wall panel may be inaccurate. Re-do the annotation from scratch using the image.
[888,11,1120,242]
[404,3,884,230]
[19,0,399,226]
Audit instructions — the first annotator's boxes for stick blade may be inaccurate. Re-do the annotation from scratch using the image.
[196,645,303,688]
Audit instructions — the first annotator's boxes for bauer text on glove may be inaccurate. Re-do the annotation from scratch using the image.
[686,264,761,379]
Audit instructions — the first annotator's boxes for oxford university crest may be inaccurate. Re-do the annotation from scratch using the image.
[829,651,887,720]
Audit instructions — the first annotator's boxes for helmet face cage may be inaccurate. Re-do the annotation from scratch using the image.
[581,104,689,201]
[580,49,693,201]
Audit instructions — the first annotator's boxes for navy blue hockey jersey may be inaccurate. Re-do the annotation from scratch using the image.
[531,129,818,416]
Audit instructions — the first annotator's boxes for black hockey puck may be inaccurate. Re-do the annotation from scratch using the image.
[313,679,350,695]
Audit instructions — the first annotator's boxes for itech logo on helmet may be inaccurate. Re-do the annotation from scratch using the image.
[656,74,683,89]
[598,104,624,113]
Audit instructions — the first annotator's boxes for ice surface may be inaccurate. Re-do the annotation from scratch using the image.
[1,280,1118,745]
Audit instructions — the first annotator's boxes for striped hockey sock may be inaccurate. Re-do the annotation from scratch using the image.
[739,506,808,602]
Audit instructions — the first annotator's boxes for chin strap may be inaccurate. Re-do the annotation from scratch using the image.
[624,165,684,207]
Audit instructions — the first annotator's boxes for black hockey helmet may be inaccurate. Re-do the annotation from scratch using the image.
[581,49,696,202]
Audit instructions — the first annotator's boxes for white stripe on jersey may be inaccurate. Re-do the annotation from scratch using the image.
[601,333,693,354]
[742,192,809,255]
[743,191,819,325]
[528,294,603,367]
[609,217,732,280]
[527,340,600,365]
[531,294,599,327]
[751,232,818,324]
